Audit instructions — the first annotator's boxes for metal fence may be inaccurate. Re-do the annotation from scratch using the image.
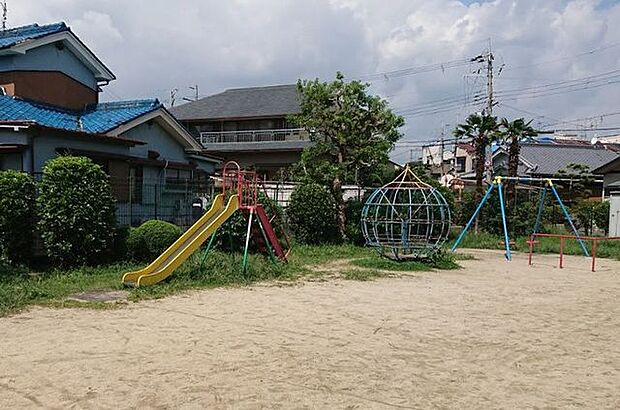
[198,128,306,145]
[113,177,214,228]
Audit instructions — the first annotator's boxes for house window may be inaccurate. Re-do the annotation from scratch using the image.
[456,157,466,173]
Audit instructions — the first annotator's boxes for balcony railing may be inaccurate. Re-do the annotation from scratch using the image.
[198,128,307,145]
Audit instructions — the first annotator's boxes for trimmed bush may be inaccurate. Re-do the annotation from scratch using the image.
[0,171,36,264]
[128,220,182,261]
[37,156,116,266]
[287,183,338,244]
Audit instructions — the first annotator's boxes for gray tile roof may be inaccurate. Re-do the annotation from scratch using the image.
[520,144,619,175]
[170,84,301,121]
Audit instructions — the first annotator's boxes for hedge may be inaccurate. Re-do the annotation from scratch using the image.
[0,171,36,264]
[37,156,116,266]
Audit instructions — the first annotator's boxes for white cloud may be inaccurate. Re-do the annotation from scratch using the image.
[7,0,620,162]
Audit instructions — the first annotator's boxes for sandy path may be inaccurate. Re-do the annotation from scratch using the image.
[1,250,619,409]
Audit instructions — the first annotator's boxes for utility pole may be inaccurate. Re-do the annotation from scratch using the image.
[439,128,445,179]
[485,39,494,184]
[183,85,199,103]
[1,1,7,31]
[170,88,178,107]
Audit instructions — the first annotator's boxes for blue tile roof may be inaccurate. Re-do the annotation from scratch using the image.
[0,22,69,49]
[0,95,161,134]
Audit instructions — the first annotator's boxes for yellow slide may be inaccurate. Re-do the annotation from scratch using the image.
[122,194,239,287]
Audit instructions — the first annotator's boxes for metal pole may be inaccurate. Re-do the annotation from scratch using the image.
[154,183,158,219]
[452,183,495,252]
[200,228,218,271]
[549,183,589,257]
[241,209,254,274]
[485,42,494,185]
[533,187,547,235]
[591,240,597,272]
[559,236,564,268]
[497,179,512,261]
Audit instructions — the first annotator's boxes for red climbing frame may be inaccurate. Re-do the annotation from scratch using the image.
[221,161,290,261]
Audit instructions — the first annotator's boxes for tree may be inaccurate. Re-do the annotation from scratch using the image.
[499,117,537,201]
[453,113,499,200]
[37,156,116,266]
[294,72,404,240]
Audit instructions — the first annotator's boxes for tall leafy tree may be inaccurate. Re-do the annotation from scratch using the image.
[453,113,499,199]
[499,117,537,200]
[294,72,404,240]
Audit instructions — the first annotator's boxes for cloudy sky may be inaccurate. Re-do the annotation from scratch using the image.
[9,0,620,162]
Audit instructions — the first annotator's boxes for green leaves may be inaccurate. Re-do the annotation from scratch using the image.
[293,73,404,239]
[37,156,116,266]
[127,220,182,261]
[0,171,36,264]
[287,183,339,245]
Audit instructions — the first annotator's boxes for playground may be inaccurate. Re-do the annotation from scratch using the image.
[1,249,619,408]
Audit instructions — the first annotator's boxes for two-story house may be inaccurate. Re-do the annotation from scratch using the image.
[171,84,310,180]
[0,22,220,227]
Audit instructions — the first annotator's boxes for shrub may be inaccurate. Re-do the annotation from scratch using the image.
[127,220,182,261]
[572,200,610,236]
[111,226,131,261]
[593,201,610,235]
[287,183,338,244]
[344,198,365,245]
[37,156,116,266]
[0,171,36,264]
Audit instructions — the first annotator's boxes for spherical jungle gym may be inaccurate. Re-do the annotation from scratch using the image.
[361,165,452,260]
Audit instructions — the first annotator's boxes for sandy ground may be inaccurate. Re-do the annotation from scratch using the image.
[1,250,619,409]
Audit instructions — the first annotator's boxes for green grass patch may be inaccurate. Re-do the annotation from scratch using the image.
[0,244,462,317]
[351,252,460,271]
[0,262,138,317]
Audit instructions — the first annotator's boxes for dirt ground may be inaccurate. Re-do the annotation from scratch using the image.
[1,250,619,409]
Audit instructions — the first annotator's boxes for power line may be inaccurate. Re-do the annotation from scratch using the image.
[495,68,620,97]
[358,57,473,81]
[540,110,620,129]
[503,40,620,72]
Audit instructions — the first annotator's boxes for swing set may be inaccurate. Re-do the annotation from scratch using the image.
[451,176,589,261]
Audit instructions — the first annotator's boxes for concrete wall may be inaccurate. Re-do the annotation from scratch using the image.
[610,194,620,236]
[0,44,98,90]
[32,132,130,172]
[122,121,216,174]
[124,121,188,163]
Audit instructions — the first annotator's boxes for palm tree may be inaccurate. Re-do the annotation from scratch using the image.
[499,118,537,201]
[454,113,499,200]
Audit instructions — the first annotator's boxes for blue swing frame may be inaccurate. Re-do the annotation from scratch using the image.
[451,177,588,260]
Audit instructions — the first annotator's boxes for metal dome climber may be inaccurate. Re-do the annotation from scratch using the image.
[361,165,452,260]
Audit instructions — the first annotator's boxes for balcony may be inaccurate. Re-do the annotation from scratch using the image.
[196,128,311,152]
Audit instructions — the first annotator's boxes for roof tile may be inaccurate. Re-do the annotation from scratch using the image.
[171,84,300,120]
[0,95,161,134]
[0,22,68,49]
